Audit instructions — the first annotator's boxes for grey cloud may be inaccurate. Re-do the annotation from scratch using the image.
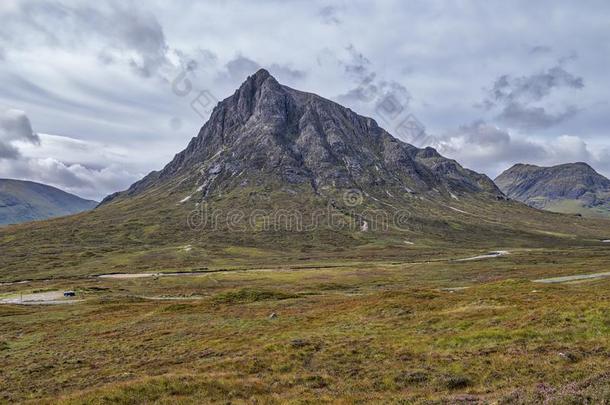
[7,2,64,45]
[2,1,171,78]
[0,109,40,144]
[269,64,306,82]
[483,65,584,129]
[335,45,377,105]
[97,49,115,65]
[119,10,169,77]
[318,6,341,25]
[529,45,552,55]
[174,48,217,72]
[78,2,170,77]
[0,142,20,160]
[0,109,39,161]
[498,102,580,130]
[447,121,546,160]
[434,121,610,179]
[457,121,509,145]
[0,111,139,198]
[558,51,579,65]
[378,81,411,105]
[3,74,116,119]
[225,55,306,84]
[226,56,260,82]
[337,74,412,108]
[336,46,411,121]
[487,66,583,105]
[342,45,371,77]
[530,135,610,177]
[336,79,376,104]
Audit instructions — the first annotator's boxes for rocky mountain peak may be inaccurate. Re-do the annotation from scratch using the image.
[232,68,287,124]
[101,70,502,205]
[496,162,610,216]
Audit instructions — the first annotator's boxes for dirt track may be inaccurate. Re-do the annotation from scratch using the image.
[533,271,610,284]
[456,251,509,262]
[0,291,82,305]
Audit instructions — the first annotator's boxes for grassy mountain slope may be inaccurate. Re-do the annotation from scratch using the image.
[0,178,97,226]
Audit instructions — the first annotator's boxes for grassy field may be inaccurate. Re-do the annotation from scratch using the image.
[1,247,609,404]
[2,179,610,403]
[543,198,610,219]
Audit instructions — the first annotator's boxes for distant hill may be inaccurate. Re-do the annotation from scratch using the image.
[495,163,610,218]
[0,179,97,226]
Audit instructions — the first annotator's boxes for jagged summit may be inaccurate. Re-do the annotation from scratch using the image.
[102,70,500,205]
[249,67,273,81]
[496,162,610,217]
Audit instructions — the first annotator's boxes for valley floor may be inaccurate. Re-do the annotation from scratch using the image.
[1,247,609,404]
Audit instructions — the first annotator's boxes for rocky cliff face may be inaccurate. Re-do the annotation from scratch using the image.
[495,163,610,217]
[102,69,500,205]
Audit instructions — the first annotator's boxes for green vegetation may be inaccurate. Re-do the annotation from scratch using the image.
[2,153,610,403]
[212,288,299,304]
[1,247,609,403]
[544,198,610,218]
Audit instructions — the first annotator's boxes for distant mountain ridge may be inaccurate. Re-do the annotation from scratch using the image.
[0,179,97,226]
[495,162,610,218]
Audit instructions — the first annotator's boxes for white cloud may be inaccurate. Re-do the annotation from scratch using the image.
[0,156,138,201]
[0,0,20,14]
[431,122,610,179]
[10,132,151,200]
[2,121,146,200]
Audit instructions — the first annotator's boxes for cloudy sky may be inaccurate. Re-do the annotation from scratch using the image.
[1,0,609,200]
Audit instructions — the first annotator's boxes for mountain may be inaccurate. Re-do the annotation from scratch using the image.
[495,163,610,218]
[0,179,97,226]
[1,70,608,281]
[102,69,501,206]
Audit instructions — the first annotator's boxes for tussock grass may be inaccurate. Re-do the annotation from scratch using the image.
[1,248,609,403]
[212,288,299,304]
